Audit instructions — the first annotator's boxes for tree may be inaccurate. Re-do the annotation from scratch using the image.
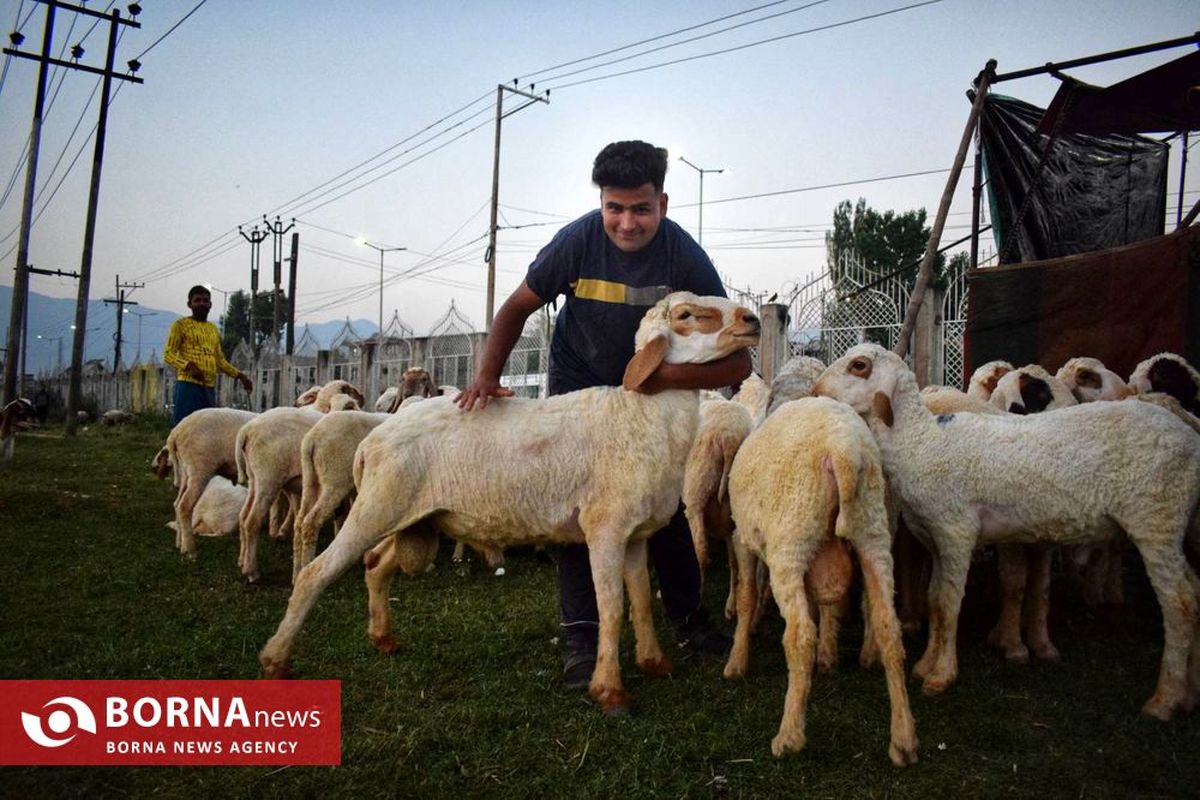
[220,289,288,354]
[825,198,948,289]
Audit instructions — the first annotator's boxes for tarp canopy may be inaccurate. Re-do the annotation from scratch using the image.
[1036,50,1200,136]
[980,94,1168,264]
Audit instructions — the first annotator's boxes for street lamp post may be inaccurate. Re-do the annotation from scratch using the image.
[202,284,233,334]
[356,237,406,396]
[36,334,64,373]
[127,309,157,362]
[676,155,725,248]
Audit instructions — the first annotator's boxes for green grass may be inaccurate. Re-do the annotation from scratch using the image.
[1,420,1198,798]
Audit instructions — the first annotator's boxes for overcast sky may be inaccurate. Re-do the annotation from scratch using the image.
[1,0,1196,346]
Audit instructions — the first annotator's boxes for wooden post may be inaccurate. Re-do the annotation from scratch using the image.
[758,303,790,384]
[895,61,995,359]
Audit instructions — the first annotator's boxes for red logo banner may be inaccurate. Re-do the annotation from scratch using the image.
[0,680,341,766]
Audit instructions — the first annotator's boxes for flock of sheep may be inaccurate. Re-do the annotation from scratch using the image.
[139,291,1200,766]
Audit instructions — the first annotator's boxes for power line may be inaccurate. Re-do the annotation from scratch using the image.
[544,0,943,91]
[132,0,208,61]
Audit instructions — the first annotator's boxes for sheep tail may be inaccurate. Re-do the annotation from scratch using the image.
[235,428,249,486]
[300,435,319,505]
[824,449,863,540]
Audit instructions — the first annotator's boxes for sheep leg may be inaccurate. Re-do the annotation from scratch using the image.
[295,487,343,584]
[811,538,852,674]
[237,481,279,583]
[859,587,880,669]
[260,511,392,678]
[623,538,671,678]
[1082,544,1109,607]
[769,541,820,758]
[855,539,918,767]
[987,544,1031,664]
[723,536,760,679]
[912,550,943,682]
[363,537,401,653]
[1103,541,1125,606]
[893,523,928,637]
[1185,568,1200,712]
[1023,546,1059,661]
[919,537,972,695]
[1135,542,1199,721]
[751,560,773,632]
[173,473,207,559]
[725,538,738,620]
[586,536,630,716]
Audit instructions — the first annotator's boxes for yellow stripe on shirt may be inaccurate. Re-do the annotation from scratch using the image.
[571,278,627,304]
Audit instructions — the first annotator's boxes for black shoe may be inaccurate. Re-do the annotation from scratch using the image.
[562,648,596,691]
[675,613,732,658]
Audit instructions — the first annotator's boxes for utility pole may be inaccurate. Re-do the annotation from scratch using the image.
[263,215,294,349]
[3,1,148,434]
[286,231,299,355]
[238,224,269,352]
[104,275,142,372]
[485,81,549,331]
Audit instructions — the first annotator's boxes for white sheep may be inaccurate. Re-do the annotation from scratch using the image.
[165,408,257,557]
[767,355,827,416]
[724,396,917,765]
[259,292,761,715]
[165,476,247,537]
[983,365,1077,664]
[101,408,136,426]
[730,372,769,425]
[1130,352,1200,417]
[965,359,1013,401]
[1056,357,1136,404]
[813,343,1200,719]
[1,398,37,467]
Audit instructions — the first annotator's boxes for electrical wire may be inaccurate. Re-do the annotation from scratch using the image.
[131,0,208,61]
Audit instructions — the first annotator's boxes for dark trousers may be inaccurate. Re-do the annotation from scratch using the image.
[556,503,703,651]
[172,380,216,427]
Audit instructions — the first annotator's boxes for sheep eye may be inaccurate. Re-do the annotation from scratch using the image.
[678,311,691,320]
[850,360,867,372]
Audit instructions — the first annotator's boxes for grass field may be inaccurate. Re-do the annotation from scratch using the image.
[1,418,1198,798]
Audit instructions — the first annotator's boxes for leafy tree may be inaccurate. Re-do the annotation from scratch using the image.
[825,198,949,289]
[220,289,289,354]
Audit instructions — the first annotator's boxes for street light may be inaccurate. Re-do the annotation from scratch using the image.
[356,237,407,393]
[36,334,64,373]
[127,309,158,362]
[675,154,725,248]
[203,284,234,333]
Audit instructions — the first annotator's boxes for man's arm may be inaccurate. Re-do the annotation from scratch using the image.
[456,281,545,410]
[637,349,752,394]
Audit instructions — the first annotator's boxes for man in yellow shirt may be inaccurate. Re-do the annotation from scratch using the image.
[163,285,252,425]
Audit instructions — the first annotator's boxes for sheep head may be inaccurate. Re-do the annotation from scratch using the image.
[151,446,173,480]
[989,365,1076,414]
[966,360,1014,401]
[315,380,365,413]
[294,386,321,407]
[622,292,760,391]
[390,366,437,412]
[1,398,38,438]
[1131,354,1200,416]
[1055,357,1133,403]
[812,344,905,427]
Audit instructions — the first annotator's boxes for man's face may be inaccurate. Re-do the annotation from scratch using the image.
[600,183,668,253]
[188,292,212,320]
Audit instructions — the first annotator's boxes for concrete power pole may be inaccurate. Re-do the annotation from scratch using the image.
[263,216,294,349]
[238,225,269,352]
[104,275,143,372]
[485,82,549,331]
[286,231,299,355]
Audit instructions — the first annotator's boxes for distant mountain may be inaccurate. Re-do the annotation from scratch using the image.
[0,286,377,375]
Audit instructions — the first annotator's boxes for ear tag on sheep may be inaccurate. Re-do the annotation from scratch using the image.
[622,336,669,391]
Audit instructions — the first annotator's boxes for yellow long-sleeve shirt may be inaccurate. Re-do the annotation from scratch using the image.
[163,317,241,387]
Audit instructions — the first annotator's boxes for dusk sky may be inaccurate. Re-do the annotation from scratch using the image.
[1,0,1196,351]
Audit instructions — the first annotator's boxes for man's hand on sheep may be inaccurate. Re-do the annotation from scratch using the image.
[456,373,513,411]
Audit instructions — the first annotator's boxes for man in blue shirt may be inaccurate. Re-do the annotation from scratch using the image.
[458,141,751,688]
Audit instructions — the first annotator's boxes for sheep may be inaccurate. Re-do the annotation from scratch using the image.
[1056,357,1136,404]
[966,359,1013,401]
[730,372,769,425]
[1130,352,1200,416]
[980,365,1077,664]
[165,407,257,557]
[1,398,37,466]
[294,386,320,407]
[165,476,247,538]
[101,409,136,426]
[312,380,364,413]
[767,355,827,417]
[724,396,917,765]
[259,292,760,715]
[813,343,1200,719]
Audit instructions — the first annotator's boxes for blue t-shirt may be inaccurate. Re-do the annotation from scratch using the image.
[525,210,726,394]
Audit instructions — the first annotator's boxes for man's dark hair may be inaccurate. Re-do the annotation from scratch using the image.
[592,140,669,193]
[187,285,211,301]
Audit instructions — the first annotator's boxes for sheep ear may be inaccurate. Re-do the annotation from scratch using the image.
[871,367,898,427]
[623,335,669,391]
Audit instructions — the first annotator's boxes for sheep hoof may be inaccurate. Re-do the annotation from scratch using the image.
[1141,697,1175,722]
[770,729,806,758]
[181,550,198,563]
[592,687,631,717]
[816,654,838,674]
[921,675,952,696]
[370,634,402,654]
[244,572,261,585]
[1031,643,1060,662]
[260,658,291,680]
[1003,646,1030,665]
[723,660,747,680]
[889,737,919,767]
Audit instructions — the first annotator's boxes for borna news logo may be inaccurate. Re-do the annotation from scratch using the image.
[20,696,98,748]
